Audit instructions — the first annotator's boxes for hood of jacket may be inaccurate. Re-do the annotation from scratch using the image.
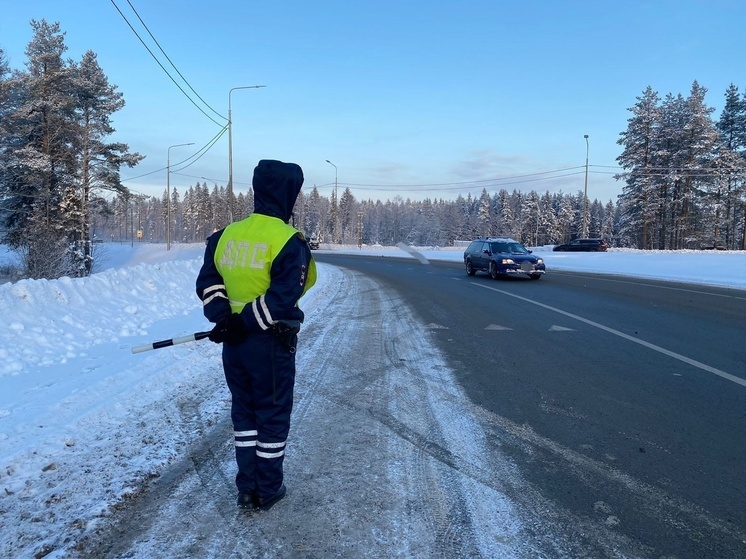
[252,159,304,223]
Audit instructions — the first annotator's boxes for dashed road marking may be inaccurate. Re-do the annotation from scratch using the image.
[471,282,746,388]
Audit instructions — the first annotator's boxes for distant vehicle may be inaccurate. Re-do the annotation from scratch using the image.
[701,242,727,250]
[552,238,608,252]
[463,237,545,280]
[307,237,320,250]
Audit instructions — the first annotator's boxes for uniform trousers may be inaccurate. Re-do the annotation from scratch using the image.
[221,330,296,500]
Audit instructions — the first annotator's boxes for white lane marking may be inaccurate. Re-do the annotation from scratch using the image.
[472,282,746,388]
[549,325,574,331]
[553,272,746,301]
[486,324,512,330]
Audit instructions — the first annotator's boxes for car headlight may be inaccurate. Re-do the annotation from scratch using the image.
[536,258,544,264]
[501,258,515,265]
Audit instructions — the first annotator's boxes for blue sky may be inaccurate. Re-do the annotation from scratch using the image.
[1,0,743,204]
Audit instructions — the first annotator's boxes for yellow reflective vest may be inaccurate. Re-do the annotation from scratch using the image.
[214,214,317,314]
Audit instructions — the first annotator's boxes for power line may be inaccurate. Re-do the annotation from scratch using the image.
[339,166,587,189]
[123,0,226,121]
[170,126,228,172]
[170,172,253,188]
[108,0,225,127]
[339,170,588,193]
[120,125,228,183]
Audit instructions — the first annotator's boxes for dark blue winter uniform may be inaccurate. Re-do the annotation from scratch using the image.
[196,160,316,509]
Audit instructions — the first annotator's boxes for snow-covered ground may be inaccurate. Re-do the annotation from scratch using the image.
[1,242,744,558]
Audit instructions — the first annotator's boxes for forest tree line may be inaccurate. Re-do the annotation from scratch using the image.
[98,181,618,251]
[1,21,745,280]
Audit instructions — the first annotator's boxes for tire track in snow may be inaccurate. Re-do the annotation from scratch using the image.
[72,265,526,558]
[286,267,522,558]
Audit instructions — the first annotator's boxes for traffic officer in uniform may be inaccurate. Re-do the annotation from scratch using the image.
[196,159,316,510]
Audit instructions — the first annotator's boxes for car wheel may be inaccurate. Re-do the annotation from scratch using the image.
[489,262,498,279]
[466,260,475,276]
[530,273,542,280]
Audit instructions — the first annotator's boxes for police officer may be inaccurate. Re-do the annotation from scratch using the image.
[196,159,316,510]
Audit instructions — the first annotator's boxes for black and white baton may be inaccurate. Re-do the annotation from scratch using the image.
[131,331,211,354]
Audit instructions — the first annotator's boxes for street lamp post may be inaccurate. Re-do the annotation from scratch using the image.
[228,85,266,223]
[582,134,590,238]
[325,160,339,244]
[167,142,194,250]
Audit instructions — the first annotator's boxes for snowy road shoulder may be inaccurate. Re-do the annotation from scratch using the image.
[68,263,530,558]
[0,256,231,558]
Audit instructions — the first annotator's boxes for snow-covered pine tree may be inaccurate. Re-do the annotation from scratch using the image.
[338,187,356,244]
[0,20,81,278]
[170,187,181,243]
[705,143,742,245]
[305,185,323,240]
[237,190,252,222]
[329,184,339,244]
[209,184,226,231]
[520,191,540,246]
[616,86,663,248]
[555,194,575,243]
[539,192,559,245]
[496,189,512,237]
[601,200,617,245]
[196,182,211,239]
[679,81,720,247]
[74,50,142,271]
[477,188,492,236]
[716,84,746,249]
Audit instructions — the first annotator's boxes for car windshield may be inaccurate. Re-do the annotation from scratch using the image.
[491,242,528,254]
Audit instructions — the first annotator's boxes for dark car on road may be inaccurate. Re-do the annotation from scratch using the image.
[464,238,545,280]
[306,233,320,250]
[552,238,608,252]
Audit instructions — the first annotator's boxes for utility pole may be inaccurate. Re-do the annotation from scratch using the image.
[357,210,364,249]
[326,160,339,244]
[228,85,266,223]
[582,134,590,238]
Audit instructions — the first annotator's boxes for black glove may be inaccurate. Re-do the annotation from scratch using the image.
[208,314,248,345]
[208,317,229,344]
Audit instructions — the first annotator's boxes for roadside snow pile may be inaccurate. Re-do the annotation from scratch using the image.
[0,245,338,559]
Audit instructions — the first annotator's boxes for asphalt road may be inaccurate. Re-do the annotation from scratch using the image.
[314,252,746,559]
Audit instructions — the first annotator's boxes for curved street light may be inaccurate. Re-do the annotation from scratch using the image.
[325,159,338,195]
[167,142,194,250]
[228,85,266,223]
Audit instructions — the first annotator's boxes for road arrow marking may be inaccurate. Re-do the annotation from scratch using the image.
[471,281,746,388]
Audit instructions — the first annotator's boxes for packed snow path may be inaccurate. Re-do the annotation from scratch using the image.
[72,265,529,558]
